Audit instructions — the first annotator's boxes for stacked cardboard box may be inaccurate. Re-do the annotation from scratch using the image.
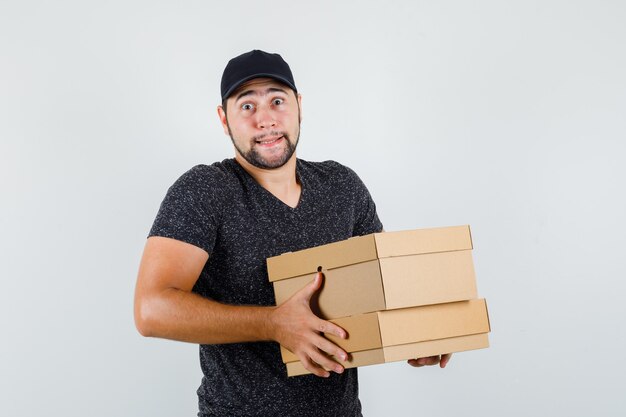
[266,225,490,376]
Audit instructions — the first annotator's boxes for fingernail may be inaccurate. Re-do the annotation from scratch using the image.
[336,366,344,374]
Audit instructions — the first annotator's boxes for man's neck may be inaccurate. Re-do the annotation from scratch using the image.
[235,154,301,208]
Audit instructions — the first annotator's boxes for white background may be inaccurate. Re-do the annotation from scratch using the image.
[2,1,625,416]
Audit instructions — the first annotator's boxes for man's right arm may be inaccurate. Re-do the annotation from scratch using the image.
[133,236,347,377]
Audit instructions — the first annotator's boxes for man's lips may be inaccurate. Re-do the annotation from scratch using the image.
[255,135,284,147]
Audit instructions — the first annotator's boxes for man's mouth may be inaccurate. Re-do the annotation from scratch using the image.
[255,135,284,146]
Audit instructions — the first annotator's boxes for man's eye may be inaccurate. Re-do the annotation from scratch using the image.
[272,98,284,105]
[241,103,254,111]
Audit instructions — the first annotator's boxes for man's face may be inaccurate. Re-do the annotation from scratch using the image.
[218,78,302,170]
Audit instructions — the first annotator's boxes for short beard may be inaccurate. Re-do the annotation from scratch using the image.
[226,116,301,170]
[244,132,298,169]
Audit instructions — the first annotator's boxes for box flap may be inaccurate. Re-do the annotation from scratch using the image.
[373,225,473,258]
[267,234,378,282]
[378,299,490,346]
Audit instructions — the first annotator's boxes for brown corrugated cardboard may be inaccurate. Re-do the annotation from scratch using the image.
[273,260,386,319]
[377,299,489,346]
[379,250,477,310]
[282,299,491,376]
[269,226,477,319]
[267,225,489,377]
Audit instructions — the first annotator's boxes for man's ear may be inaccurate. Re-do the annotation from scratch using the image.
[297,93,303,122]
[217,105,230,136]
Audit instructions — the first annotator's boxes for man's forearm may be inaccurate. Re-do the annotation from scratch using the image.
[135,287,276,345]
[135,268,351,377]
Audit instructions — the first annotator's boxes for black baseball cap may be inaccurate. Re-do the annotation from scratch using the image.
[220,50,297,101]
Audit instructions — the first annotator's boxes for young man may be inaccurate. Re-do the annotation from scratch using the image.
[134,50,450,417]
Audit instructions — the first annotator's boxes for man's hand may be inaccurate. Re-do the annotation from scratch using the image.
[270,272,348,378]
[407,353,452,368]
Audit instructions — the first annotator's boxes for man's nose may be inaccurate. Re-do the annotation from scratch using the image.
[256,107,277,129]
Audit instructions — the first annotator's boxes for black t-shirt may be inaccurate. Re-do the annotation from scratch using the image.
[149,158,383,417]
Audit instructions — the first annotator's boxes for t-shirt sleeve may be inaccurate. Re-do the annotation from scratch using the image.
[346,167,384,236]
[148,166,220,254]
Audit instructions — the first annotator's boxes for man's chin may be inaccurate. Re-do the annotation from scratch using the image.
[245,144,297,170]
[248,153,294,170]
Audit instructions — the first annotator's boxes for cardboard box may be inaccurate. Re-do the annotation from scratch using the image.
[283,299,491,376]
[267,225,478,319]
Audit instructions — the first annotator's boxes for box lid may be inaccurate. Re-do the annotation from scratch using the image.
[373,225,473,258]
[377,299,490,346]
[267,225,473,282]
[267,234,378,282]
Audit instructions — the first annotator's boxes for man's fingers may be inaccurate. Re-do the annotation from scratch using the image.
[407,355,444,367]
[301,356,330,378]
[421,356,440,366]
[408,357,437,367]
[308,350,344,375]
[314,334,348,361]
[407,358,424,367]
[317,319,347,339]
[440,353,452,368]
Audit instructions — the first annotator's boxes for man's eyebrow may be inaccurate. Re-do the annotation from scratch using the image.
[234,87,289,102]
[266,87,288,94]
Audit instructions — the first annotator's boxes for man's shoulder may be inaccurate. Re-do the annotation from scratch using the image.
[172,159,239,190]
[297,158,359,181]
